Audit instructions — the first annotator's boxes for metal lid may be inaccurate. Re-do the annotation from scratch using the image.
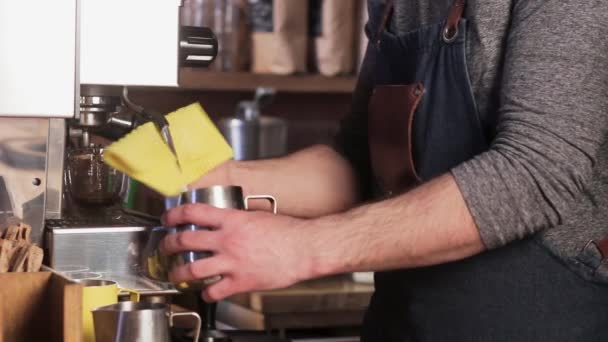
[234,87,276,121]
[236,101,260,121]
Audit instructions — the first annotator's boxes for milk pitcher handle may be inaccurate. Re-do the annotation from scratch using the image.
[244,195,278,214]
[169,310,202,342]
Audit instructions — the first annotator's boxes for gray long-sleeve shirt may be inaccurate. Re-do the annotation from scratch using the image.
[336,0,608,272]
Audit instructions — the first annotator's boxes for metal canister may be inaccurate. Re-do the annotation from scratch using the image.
[92,301,201,342]
[218,88,288,160]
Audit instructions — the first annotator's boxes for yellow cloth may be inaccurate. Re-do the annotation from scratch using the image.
[103,102,233,196]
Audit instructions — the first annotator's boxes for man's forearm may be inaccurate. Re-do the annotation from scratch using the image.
[227,145,361,218]
[304,173,485,277]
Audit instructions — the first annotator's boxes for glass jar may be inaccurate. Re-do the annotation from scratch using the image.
[65,146,124,206]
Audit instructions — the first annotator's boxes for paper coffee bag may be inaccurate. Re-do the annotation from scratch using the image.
[310,0,356,76]
[251,0,309,74]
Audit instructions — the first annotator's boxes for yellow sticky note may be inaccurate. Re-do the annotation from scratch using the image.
[103,103,233,196]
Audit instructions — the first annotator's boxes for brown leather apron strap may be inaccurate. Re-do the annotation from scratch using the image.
[376,0,395,38]
[595,237,608,259]
[377,0,466,43]
[443,0,466,42]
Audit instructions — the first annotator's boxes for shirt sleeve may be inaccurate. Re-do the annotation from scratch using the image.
[452,0,608,249]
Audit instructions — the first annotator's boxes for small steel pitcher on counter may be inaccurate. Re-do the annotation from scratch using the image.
[92,301,201,342]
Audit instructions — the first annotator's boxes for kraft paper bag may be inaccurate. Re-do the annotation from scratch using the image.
[251,0,309,74]
[311,0,356,76]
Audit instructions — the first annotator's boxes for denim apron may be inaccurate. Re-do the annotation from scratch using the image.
[363,0,608,341]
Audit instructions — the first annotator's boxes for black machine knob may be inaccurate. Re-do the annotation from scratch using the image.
[179,26,218,68]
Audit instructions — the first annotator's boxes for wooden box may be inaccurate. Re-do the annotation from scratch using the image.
[0,272,82,342]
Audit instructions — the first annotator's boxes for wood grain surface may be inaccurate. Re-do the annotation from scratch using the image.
[0,272,82,342]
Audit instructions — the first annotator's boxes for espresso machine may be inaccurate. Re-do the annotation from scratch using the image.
[0,0,235,340]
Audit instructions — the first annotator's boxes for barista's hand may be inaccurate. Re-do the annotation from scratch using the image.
[160,204,312,302]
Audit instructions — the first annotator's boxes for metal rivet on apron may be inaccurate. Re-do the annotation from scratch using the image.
[376,39,382,49]
[442,26,459,43]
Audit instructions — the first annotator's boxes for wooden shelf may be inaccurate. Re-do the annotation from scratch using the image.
[82,69,357,96]
[178,68,357,93]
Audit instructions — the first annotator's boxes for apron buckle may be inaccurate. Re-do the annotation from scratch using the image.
[442,0,465,43]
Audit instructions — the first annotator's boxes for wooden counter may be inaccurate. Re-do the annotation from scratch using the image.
[217,274,374,332]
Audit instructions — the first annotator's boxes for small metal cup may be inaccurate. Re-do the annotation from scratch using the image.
[92,301,201,342]
[139,185,277,290]
[172,185,277,291]
[78,279,140,342]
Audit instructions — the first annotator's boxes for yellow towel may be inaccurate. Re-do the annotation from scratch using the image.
[103,102,233,196]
